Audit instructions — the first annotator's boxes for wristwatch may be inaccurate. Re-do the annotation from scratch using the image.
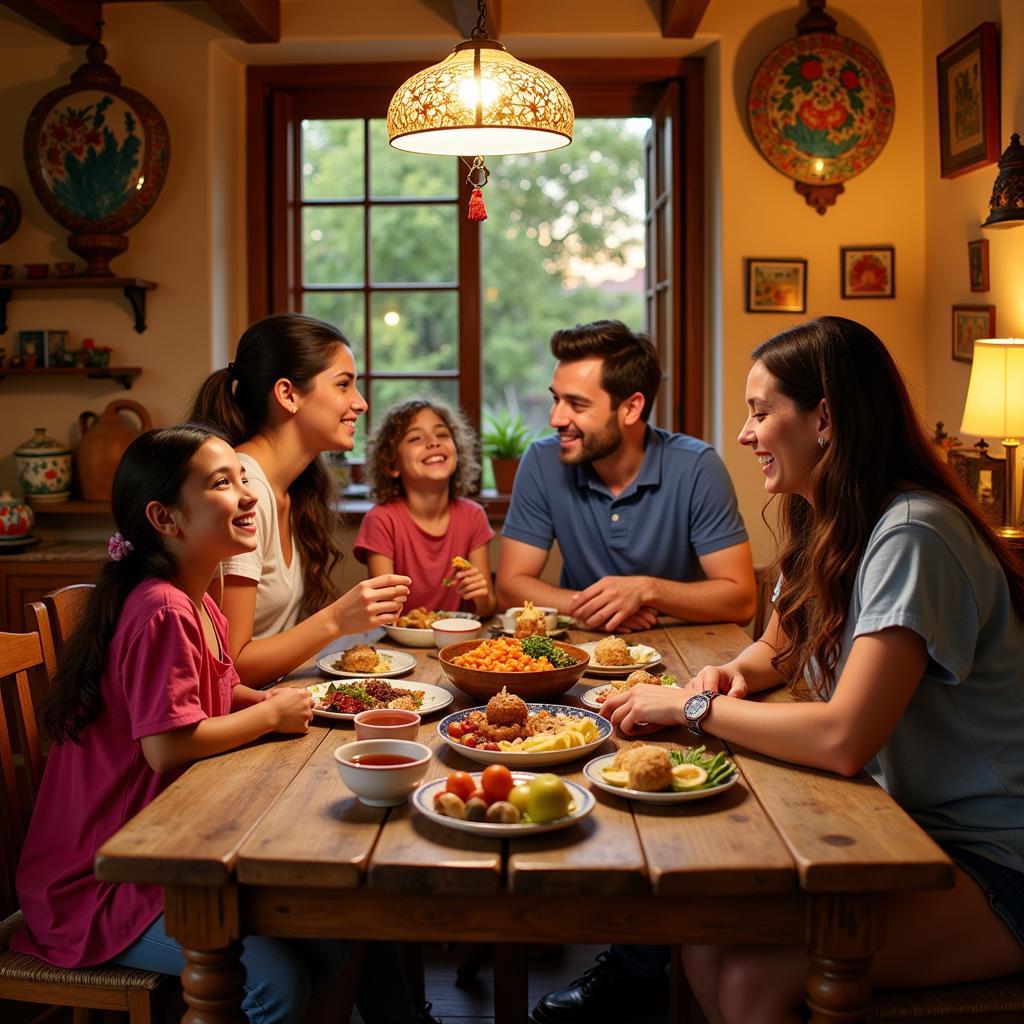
[683,689,722,737]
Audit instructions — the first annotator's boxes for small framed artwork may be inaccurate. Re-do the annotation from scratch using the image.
[17,330,44,367]
[936,22,1000,178]
[967,239,989,291]
[951,304,995,363]
[840,246,895,299]
[745,258,807,313]
[45,330,69,367]
[948,448,1004,527]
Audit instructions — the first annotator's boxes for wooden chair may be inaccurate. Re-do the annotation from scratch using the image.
[0,628,169,1023]
[751,563,776,638]
[43,583,94,655]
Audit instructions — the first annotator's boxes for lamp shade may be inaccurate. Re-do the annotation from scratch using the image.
[960,339,1024,438]
[387,40,573,156]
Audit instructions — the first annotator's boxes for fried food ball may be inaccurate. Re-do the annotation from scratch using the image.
[486,686,528,726]
[612,744,648,771]
[513,600,548,639]
[626,746,673,792]
[451,555,472,572]
[594,635,631,666]
[609,668,660,694]
[338,644,380,673]
[464,709,523,743]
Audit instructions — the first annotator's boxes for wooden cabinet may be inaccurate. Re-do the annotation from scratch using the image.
[0,545,105,632]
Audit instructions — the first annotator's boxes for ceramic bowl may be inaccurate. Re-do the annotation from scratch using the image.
[499,606,559,633]
[333,739,432,807]
[437,639,589,701]
[382,611,478,648]
[353,708,421,741]
[432,617,482,648]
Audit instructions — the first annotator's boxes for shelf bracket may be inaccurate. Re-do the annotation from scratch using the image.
[0,287,10,335]
[123,284,148,333]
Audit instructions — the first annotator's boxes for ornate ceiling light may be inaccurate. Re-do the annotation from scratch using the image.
[387,0,573,220]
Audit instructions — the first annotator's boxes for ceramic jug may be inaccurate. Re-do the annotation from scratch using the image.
[77,399,153,501]
[15,427,72,505]
[0,491,34,542]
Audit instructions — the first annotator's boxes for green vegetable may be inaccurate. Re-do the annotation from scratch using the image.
[519,635,577,668]
[669,746,737,789]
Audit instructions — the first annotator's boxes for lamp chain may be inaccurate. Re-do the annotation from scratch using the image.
[472,0,489,40]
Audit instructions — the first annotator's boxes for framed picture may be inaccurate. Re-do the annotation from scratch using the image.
[936,22,1000,178]
[968,239,990,291]
[17,330,44,367]
[45,330,70,368]
[951,304,995,363]
[745,258,807,313]
[948,448,1004,527]
[840,246,895,299]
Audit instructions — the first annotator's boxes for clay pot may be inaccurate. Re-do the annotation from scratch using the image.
[15,428,72,505]
[77,399,152,501]
[0,491,34,540]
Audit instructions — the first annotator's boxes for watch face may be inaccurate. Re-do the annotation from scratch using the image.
[683,693,709,720]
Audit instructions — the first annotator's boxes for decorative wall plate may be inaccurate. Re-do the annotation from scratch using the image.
[747,15,894,214]
[23,43,170,276]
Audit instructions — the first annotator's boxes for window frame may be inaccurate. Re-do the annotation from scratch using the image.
[246,57,705,436]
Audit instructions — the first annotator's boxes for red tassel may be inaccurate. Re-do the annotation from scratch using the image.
[468,186,487,221]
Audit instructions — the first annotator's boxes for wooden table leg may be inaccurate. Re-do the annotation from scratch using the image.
[805,893,885,1024]
[164,884,245,1024]
[493,942,528,1024]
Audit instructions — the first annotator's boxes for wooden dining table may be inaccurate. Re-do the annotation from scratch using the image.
[95,621,954,1024]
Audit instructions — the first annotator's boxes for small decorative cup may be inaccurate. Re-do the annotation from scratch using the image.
[25,263,48,279]
[54,262,76,278]
[0,491,34,540]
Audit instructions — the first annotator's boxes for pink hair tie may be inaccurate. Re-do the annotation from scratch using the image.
[107,532,134,561]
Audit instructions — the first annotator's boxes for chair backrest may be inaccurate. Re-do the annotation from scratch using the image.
[44,583,94,653]
[0,630,47,917]
[24,600,58,684]
[751,563,777,639]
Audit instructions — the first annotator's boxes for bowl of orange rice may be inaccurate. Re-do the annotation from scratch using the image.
[437,636,589,701]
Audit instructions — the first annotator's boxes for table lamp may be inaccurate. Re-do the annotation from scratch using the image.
[960,338,1024,539]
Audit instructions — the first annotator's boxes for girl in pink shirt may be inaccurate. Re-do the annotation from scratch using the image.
[14,425,432,1024]
[357,399,496,617]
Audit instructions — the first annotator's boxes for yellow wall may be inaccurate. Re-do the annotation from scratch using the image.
[1,0,1020,570]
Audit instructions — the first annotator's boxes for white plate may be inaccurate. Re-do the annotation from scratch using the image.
[583,753,740,803]
[580,678,681,711]
[384,612,479,648]
[316,647,417,679]
[437,704,612,767]
[308,679,453,721]
[412,771,594,836]
[491,625,569,639]
[576,641,662,677]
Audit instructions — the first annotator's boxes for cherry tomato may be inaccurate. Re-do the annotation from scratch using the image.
[461,735,478,748]
[482,742,500,752]
[468,787,487,804]
[445,771,476,802]
[447,721,466,738]
[481,764,514,804]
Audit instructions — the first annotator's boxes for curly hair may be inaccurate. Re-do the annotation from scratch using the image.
[365,399,481,505]
[754,316,1024,700]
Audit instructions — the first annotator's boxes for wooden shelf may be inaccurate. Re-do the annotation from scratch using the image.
[0,366,142,390]
[29,499,111,515]
[0,277,157,334]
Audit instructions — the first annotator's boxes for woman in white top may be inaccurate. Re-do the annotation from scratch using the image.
[191,314,411,686]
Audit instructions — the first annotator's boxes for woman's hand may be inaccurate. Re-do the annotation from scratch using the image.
[264,686,314,734]
[452,564,490,603]
[329,574,411,633]
[689,664,748,699]
[600,683,688,736]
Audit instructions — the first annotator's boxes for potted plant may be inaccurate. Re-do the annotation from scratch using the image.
[481,407,536,494]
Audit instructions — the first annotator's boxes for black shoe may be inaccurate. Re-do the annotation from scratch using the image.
[415,1001,443,1024]
[530,951,668,1023]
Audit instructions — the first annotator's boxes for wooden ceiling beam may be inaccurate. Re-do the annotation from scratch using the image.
[2,0,103,43]
[206,0,279,43]
[661,0,710,39]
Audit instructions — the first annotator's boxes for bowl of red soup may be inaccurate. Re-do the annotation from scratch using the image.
[354,708,421,741]
[333,739,432,806]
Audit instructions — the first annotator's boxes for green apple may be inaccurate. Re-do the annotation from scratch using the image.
[527,773,572,823]
[508,783,531,815]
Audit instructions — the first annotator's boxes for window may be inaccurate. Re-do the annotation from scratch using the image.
[248,60,705,455]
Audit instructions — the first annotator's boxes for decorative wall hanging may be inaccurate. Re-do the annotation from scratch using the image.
[951,304,995,363]
[745,258,807,313]
[840,245,894,299]
[0,187,22,243]
[747,0,895,215]
[23,43,170,277]
[936,22,999,179]
[968,239,989,291]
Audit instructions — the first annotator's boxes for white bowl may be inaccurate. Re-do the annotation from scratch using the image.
[333,739,432,807]
[353,708,421,741]
[383,611,478,648]
[500,606,559,633]
[432,617,482,648]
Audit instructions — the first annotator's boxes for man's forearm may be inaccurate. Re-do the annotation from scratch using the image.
[646,576,756,625]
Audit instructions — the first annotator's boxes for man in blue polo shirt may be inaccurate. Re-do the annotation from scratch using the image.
[497,320,756,1024]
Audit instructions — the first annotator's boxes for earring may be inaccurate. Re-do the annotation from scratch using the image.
[818,436,827,448]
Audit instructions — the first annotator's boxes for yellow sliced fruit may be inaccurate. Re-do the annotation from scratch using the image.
[523,734,557,752]
[549,732,573,750]
[601,768,631,787]
[577,719,599,741]
[564,729,586,748]
[671,764,708,790]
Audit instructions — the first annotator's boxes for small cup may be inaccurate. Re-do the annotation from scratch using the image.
[500,606,559,633]
[432,617,482,648]
[25,263,48,279]
[54,262,76,278]
[354,708,421,741]
[334,739,432,807]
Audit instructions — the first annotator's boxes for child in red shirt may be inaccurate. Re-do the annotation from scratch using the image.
[356,399,496,617]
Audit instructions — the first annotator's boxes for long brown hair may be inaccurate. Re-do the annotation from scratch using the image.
[365,398,481,505]
[190,313,347,615]
[45,426,218,743]
[754,316,1024,697]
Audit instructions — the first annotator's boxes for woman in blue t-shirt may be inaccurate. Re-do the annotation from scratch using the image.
[603,317,1024,1023]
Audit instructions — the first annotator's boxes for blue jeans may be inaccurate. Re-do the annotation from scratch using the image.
[610,944,669,978]
[111,914,418,1024]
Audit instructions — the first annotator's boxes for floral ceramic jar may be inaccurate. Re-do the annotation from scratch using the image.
[15,427,72,505]
[0,490,34,542]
